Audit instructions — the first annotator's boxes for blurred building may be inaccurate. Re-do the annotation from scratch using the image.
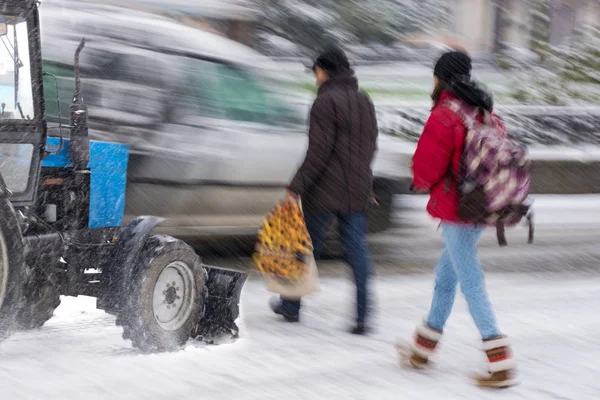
[444,0,600,54]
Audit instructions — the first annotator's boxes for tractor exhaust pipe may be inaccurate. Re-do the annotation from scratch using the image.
[69,38,90,172]
[193,265,248,343]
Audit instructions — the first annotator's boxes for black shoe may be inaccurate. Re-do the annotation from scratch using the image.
[350,324,371,335]
[269,297,300,323]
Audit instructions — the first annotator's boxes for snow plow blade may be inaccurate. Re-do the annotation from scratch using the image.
[193,265,248,343]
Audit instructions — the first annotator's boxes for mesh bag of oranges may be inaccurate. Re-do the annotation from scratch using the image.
[253,198,314,283]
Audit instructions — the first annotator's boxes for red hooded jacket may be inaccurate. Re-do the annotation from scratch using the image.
[411,90,506,223]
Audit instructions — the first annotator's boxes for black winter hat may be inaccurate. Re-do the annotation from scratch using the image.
[312,46,352,76]
[434,51,472,84]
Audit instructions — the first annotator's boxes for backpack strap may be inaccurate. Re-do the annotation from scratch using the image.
[527,211,534,244]
[441,100,477,193]
[442,100,479,130]
[496,222,507,247]
[496,208,535,247]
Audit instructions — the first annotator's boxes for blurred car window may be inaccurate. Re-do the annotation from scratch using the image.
[211,64,305,127]
[169,58,223,124]
[43,61,75,122]
[215,65,270,123]
[109,54,166,87]
[171,58,297,127]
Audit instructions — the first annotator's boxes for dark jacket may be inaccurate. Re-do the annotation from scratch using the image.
[288,73,378,213]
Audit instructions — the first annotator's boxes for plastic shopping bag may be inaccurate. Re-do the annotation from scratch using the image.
[253,198,319,298]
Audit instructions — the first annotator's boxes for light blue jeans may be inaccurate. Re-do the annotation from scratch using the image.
[426,223,501,340]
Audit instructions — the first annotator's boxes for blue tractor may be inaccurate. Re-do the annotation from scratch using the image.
[0,0,247,351]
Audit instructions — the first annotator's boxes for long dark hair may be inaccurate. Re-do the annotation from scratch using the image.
[431,80,444,105]
[431,76,494,111]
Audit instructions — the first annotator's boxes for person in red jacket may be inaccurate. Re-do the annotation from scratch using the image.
[399,51,517,389]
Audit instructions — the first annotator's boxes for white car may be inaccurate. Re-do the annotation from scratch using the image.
[40,4,413,238]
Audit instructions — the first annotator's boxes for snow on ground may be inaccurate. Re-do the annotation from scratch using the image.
[1,195,599,399]
[0,272,599,399]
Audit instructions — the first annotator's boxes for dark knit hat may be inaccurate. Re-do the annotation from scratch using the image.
[434,51,472,84]
[312,46,351,76]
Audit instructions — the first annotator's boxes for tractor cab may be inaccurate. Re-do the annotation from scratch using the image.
[0,0,247,352]
[0,0,89,209]
[0,1,46,206]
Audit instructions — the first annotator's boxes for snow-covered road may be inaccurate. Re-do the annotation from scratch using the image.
[1,194,599,399]
[200,195,600,275]
[391,194,600,249]
[0,273,599,400]
[359,194,600,275]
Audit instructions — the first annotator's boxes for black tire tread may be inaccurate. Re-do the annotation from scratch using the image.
[115,234,206,353]
[14,268,61,331]
[0,198,27,340]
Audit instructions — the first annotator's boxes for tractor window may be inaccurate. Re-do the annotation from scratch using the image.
[0,143,33,194]
[0,17,34,120]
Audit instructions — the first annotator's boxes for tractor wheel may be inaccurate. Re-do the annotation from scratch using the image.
[0,196,27,340]
[14,268,61,331]
[116,234,207,353]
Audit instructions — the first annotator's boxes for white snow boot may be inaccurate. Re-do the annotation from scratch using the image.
[475,335,517,388]
[397,320,442,369]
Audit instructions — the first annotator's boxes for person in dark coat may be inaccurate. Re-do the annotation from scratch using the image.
[269,46,379,334]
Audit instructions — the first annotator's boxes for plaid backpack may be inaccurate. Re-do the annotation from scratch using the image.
[444,100,534,246]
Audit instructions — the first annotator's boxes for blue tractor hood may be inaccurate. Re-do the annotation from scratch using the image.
[42,137,130,229]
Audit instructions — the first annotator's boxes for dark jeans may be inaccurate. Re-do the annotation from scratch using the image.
[279,211,373,324]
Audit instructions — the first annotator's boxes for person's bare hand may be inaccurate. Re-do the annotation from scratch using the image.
[286,189,299,201]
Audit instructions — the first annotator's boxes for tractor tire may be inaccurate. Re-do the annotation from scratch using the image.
[14,268,61,331]
[116,234,207,353]
[0,196,27,340]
